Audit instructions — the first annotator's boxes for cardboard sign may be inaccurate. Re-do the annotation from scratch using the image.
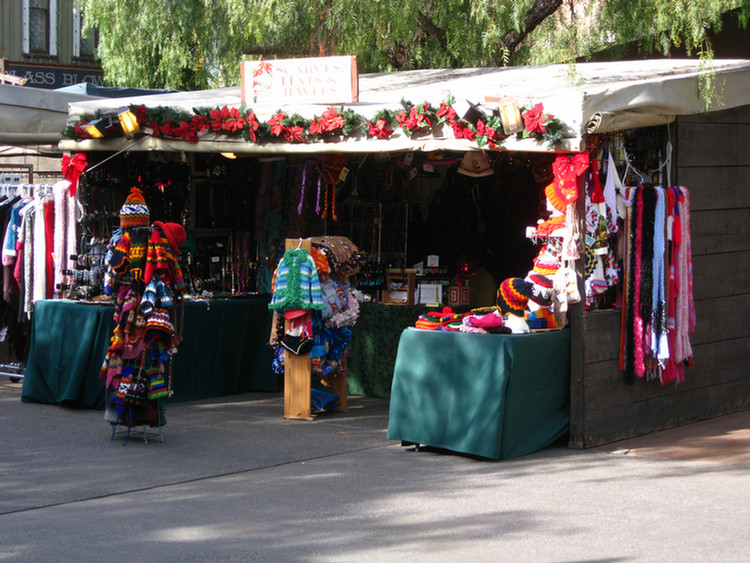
[241,56,359,104]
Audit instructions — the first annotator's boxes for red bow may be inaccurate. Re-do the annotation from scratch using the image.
[61,153,88,197]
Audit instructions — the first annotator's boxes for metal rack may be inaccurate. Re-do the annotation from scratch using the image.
[0,362,24,382]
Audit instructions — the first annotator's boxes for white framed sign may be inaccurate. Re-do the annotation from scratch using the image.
[241,56,359,105]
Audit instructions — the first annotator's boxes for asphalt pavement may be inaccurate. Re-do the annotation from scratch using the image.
[2,377,749,563]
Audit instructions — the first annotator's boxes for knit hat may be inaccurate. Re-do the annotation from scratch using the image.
[496,277,533,317]
[119,187,150,228]
[143,307,174,347]
[152,221,186,255]
[457,151,493,177]
[533,243,561,276]
[526,272,553,306]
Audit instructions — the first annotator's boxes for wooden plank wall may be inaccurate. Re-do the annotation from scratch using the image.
[571,106,750,448]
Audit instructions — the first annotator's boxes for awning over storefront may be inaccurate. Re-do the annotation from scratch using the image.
[59,58,750,154]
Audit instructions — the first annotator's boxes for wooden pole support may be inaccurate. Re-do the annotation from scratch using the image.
[283,238,314,420]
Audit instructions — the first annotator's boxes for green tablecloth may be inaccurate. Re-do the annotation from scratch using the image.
[387,327,570,460]
[22,297,278,408]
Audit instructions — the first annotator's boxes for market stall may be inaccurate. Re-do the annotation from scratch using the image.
[14,57,748,448]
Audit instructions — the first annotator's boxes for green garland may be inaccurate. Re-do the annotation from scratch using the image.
[62,95,568,150]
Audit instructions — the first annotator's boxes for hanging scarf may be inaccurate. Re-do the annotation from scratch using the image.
[650,188,669,372]
[299,160,321,215]
[53,182,68,297]
[620,186,635,378]
[631,188,646,379]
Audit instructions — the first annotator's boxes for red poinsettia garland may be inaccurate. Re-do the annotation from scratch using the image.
[64,97,566,149]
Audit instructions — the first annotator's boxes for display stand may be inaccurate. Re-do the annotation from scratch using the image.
[282,238,348,419]
[283,238,315,420]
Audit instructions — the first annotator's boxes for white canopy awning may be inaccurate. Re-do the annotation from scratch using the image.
[59,58,750,154]
[0,84,95,145]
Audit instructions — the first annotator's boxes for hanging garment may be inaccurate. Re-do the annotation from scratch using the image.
[268,247,326,313]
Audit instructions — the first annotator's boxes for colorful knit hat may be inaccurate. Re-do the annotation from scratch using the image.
[143,307,174,347]
[119,187,150,228]
[152,221,186,254]
[526,272,553,306]
[533,243,561,276]
[496,277,533,317]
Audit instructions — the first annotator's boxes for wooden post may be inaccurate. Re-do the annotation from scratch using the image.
[568,173,587,448]
[283,238,313,420]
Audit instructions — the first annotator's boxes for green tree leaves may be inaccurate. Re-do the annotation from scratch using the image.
[82,0,748,91]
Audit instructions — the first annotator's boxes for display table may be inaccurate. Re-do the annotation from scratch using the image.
[22,297,278,408]
[387,327,570,460]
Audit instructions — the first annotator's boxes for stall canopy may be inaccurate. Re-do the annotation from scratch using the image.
[59,58,750,155]
[0,83,94,145]
[0,83,176,146]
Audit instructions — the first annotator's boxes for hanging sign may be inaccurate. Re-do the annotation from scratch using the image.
[241,56,358,105]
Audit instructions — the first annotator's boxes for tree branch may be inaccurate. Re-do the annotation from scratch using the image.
[416,10,448,51]
[500,0,563,55]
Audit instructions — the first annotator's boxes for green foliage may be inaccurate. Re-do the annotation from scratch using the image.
[83,0,750,95]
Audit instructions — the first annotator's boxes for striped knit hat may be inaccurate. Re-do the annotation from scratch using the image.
[143,307,174,347]
[526,272,553,306]
[496,277,533,317]
[119,187,150,228]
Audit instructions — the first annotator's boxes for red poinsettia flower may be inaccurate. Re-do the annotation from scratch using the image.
[209,105,232,132]
[450,121,475,141]
[160,118,177,137]
[173,120,199,143]
[190,115,209,134]
[283,125,306,143]
[321,107,344,132]
[437,101,457,122]
[268,112,286,137]
[74,122,86,138]
[366,119,394,139]
[522,103,547,135]
[309,119,326,136]
[133,105,148,123]
[226,107,247,133]
[412,105,431,128]
[476,119,499,140]
[145,121,161,135]
[246,110,260,141]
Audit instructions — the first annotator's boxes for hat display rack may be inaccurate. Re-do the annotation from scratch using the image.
[268,236,365,420]
[98,184,189,444]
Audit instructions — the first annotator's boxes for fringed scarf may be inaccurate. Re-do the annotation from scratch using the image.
[53,183,67,297]
[650,188,669,370]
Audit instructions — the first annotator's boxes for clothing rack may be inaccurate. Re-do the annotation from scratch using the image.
[0,183,57,199]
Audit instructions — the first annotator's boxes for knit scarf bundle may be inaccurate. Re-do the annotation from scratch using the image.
[621,185,695,385]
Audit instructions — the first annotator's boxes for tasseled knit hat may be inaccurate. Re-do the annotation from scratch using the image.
[119,187,150,228]
[496,277,533,317]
